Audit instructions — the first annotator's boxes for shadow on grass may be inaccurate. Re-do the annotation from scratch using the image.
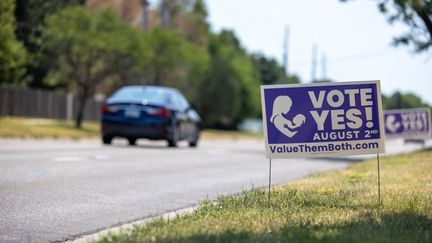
[421,147,432,152]
[310,156,365,163]
[143,211,432,243]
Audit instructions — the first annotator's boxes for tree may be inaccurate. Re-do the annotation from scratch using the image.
[341,0,432,53]
[312,79,333,83]
[39,7,141,128]
[198,30,261,129]
[382,91,430,109]
[251,53,300,85]
[0,0,27,84]
[176,0,210,47]
[158,0,209,47]
[144,28,209,103]
[14,0,84,87]
[159,0,189,28]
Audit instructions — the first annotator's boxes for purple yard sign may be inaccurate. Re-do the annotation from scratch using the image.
[384,108,431,139]
[261,80,385,158]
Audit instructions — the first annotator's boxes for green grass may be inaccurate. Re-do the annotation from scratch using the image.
[0,116,260,140]
[98,149,432,243]
[201,129,262,140]
[0,116,99,139]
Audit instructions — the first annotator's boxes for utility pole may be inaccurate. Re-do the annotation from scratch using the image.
[321,53,327,81]
[141,0,149,31]
[282,25,290,76]
[311,44,318,82]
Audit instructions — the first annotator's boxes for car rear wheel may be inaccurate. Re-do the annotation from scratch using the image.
[188,127,200,147]
[168,124,179,147]
[102,135,112,145]
[128,137,137,146]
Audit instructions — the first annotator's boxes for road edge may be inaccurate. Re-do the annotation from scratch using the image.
[64,206,198,243]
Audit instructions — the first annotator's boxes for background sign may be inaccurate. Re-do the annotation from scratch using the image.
[384,108,431,139]
[261,81,385,158]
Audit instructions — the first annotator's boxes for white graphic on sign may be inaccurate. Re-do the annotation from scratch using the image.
[385,115,400,133]
[270,95,306,137]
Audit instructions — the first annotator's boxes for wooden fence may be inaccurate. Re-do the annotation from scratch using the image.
[0,86,103,121]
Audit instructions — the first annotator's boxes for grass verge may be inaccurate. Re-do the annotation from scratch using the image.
[0,117,261,140]
[201,129,262,140]
[98,149,432,243]
[0,116,99,139]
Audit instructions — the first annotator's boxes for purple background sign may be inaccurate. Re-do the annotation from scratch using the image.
[384,108,431,139]
[261,81,385,158]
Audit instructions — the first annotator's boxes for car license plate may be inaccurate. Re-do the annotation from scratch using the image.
[125,108,140,118]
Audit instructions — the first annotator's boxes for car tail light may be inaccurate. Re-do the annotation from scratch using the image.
[156,108,171,117]
[101,105,117,115]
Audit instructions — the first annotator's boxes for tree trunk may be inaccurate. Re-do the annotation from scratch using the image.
[75,87,89,129]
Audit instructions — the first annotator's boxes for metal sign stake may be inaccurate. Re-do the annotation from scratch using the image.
[268,158,272,206]
[377,153,381,205]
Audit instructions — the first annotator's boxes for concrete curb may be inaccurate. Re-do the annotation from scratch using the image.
[65,206,198,243]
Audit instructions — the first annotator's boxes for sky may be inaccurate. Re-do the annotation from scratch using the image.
[204,0,432,105]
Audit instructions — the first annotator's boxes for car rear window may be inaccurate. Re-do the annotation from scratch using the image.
[108,86,171,105]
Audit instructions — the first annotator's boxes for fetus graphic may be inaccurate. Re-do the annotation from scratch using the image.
[270,95,306,138]
[385,115,400,133]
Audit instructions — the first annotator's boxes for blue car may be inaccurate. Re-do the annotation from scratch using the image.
[101,85,201,147]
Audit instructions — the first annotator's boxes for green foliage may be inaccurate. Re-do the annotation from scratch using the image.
[341,0,432,53]
[14,0,84,87]
[11,0,302,130]
[15,0,84,48]
[252,53,300,85]
[40,6,140,87]
[198,31,261,128]
[181,0,210,46]
[158,0,210,47]
[379,0,432,52]
[382,91,430,109]
[144,28,209,103]
[38,6,141,127]
[233,53,261,123]
[251,54,285,85]
[0,0,27,84]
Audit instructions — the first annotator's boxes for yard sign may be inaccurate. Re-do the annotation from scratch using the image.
[384,108,431,139]
[261,80,385,158]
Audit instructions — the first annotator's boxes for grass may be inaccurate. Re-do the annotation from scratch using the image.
[0,116,99,139]
[201,129,262,140]
[98,149,432,243]
[0,116,261,140]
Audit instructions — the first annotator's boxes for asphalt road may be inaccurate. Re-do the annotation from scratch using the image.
[0,138,427,243]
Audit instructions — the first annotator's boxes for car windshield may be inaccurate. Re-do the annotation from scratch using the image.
[108,86,171,105]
